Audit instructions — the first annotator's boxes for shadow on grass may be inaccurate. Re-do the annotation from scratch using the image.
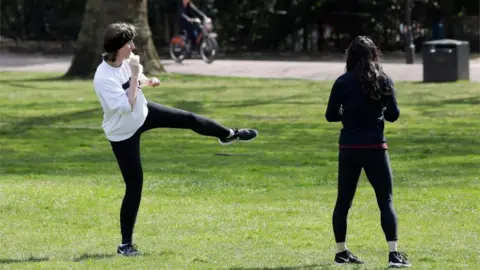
[2,81,46,90]
[409,80,474,85]
[215,93,317,108]
[414,96,480,106]
[172,100,208,113]
[147,85,319,109]
[0,75,86,83]
[72,251,155,262]
[3,120,480,180]
[0,256,49,264]
[229,262,332,270]
[230,263,392,270]
[159,85,232,93]
[0,107,100,135]
[72,253,116,262]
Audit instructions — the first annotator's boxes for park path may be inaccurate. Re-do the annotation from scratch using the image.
[1,53,480,82]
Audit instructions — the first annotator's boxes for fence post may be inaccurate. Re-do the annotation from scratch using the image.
[404,0,415,64]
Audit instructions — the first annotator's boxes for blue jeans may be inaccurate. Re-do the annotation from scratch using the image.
[181,22,199,51]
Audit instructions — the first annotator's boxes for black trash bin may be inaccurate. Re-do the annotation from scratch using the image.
[422,39,470,82]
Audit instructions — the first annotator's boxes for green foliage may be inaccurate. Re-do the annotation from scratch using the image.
[5,0,479,52]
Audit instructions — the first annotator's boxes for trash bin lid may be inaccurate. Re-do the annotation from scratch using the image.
[423,39,469,48]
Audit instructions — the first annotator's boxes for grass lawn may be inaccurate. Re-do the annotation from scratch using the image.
[0,71,479,269]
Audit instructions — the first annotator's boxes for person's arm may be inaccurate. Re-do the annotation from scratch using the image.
[126,76,139,109]
[95,78,136,113]
[138,74,161,88]
[127,53,160,88]
[181,13,192,21]
[126,55,142,110]
[180,3,194,22]
[325,80,343,122]
[138,73,149,86]
[383,76,400,122]
[190,2,207,18]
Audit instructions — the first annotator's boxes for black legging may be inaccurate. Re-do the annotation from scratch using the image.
[332,148,398,243]
[109,101,231,244]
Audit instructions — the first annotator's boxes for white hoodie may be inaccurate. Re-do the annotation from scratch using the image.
[93,56,149,142]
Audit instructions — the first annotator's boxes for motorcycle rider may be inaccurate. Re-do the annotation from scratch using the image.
[179,0,205,54]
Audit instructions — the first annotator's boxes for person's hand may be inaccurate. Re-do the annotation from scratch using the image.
[129,55,140,77]
[148,77,161,87]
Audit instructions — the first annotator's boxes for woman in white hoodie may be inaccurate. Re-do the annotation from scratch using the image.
[93,22,258,256]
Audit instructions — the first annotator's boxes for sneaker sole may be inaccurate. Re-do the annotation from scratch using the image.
[388,262,411,268]
[218,131,258,146]
[334,262,365,265]
[117,253,140,257]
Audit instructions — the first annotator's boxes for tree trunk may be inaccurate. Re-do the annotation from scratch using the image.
[64,0,164,79]
[63,0,103,78]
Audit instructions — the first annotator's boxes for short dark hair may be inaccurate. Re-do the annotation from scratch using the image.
[103,22,137,62]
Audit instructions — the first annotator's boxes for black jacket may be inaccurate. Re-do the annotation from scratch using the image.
[325,71,400,147]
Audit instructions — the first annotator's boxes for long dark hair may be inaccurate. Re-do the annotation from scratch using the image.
[345,36,393,104]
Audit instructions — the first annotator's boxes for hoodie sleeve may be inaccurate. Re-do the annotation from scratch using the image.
[325,79,343,122]
[94,77,132,114]
[383,76,400,122]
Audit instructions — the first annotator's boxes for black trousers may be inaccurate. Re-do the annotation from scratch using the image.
[109,102,230,244]
[181,20,199,50]
[332,148,398,243]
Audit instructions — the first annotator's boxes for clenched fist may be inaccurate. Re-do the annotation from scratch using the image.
[128,54,140,77]
[149,77,161,87]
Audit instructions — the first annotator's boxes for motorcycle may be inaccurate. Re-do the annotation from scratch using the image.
[169,16,219,64]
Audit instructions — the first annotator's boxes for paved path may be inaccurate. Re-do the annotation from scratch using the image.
[1,53,479,82]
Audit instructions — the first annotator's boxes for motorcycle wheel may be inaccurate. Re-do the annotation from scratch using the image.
[169,41,187,63]
[199,37,219,64]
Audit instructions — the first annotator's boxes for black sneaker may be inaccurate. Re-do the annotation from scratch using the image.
[334,250,365,265]
[219,128,258,145]
[389,252,411,268]
[117,243,140,256]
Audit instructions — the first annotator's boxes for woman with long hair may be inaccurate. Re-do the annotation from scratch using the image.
[325,36,411,268]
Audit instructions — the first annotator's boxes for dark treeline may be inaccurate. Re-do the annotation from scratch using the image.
[1,0,478,53]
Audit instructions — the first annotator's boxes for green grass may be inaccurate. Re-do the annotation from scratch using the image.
[0,71,479,269]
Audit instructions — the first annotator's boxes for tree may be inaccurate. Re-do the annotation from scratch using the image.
[64,0,164,78]
[63,0,102,78]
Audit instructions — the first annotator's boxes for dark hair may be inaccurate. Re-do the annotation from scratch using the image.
[345,36,393,104]
[103,22,137,62]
